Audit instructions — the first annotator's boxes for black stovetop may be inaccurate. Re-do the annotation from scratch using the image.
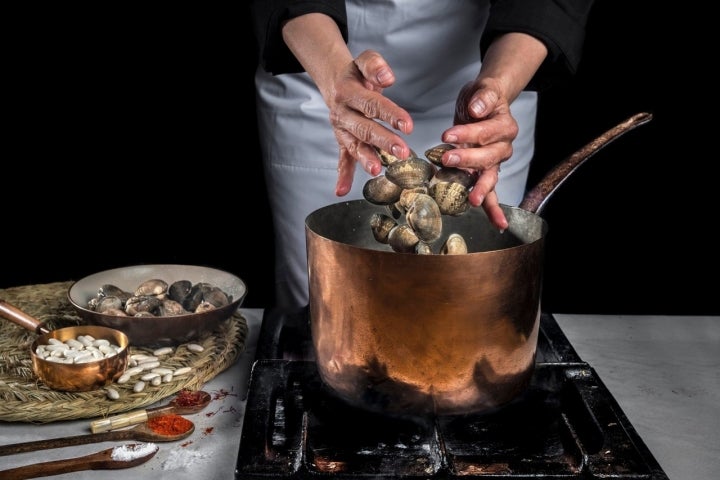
[236,308,669,479]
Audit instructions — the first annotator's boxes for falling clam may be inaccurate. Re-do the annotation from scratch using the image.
[429,181,470,216]
[441,233,469,255]
[384,157,436,189]
[402,192,443,243]
[363,175,404,205]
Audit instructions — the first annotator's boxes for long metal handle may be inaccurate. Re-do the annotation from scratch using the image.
[520,112,654,215]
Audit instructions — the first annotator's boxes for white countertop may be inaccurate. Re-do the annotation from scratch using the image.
[0,310,717,480]
[553,314,720,480]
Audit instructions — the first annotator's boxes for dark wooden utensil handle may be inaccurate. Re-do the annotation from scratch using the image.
[0,445,156,479]
[0,430,134,456]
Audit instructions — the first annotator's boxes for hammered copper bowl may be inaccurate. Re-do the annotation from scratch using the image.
[67,264,247,347]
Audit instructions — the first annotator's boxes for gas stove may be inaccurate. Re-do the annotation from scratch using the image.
[236,308,669,479]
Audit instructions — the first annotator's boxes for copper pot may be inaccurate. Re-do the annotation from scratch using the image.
[305,112,652,416]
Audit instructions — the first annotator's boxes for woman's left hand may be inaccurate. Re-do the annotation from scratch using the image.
[438,78,519,231]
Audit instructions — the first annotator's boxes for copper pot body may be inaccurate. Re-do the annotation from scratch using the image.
[307,202,544,415]
[306,112,653,416]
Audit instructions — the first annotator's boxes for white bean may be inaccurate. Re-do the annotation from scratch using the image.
[141,373,160,382]
[66,339,84,349]
[151,367,173,375]
[139,361,160,370]
[106,387,120,400]
[124,366,144,376]
[153,347,173,356]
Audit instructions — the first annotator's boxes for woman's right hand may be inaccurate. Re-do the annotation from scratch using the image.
[329,49,414,197]
[282,14,414,196]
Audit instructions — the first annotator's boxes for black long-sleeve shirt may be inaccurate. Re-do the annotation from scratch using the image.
[250,0,596,91]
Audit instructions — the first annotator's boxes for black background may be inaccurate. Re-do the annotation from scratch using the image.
[3,2,714,315]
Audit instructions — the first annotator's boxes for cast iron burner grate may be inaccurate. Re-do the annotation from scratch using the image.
[236,309,669,479]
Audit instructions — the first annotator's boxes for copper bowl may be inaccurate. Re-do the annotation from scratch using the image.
[0,299,129,392]
[31,325,129,391]
[67,264,247,347]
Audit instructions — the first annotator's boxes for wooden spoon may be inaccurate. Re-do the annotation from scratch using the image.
[90,390,211,433]
[0,442,158,479]
[0,420,194,456]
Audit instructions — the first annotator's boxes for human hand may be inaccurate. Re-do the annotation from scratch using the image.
[329,50,414,197]
[438,78,519,231]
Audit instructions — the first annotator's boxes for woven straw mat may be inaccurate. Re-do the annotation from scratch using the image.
[0,281,248,423]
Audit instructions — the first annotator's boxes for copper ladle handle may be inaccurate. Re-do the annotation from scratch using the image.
[0,299,50,334]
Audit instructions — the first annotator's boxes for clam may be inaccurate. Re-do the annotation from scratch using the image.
[433,167,478,189]
[424,143,455,167]
[134,279,168,297]
[403,192,442,243]
[441,233,468,255]
[158,298,188,316]
[98,284,128,298]
[387,224,420,253]
[195,301,217,313]
[203,286,232,307]
[95,295,124,313]
[370,212,397,244]
[387,202,403,219]
[363,175,404,205]
[125,295,162,316]
[168,280,192,303]
[385,157,436,189]
[415,242,434,255]
[375,147,417,166]
[87,297,100,311]
[429,181,470,216]
[182,284,205,312]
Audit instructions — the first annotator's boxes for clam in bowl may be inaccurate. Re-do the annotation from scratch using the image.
[67,264,247,347]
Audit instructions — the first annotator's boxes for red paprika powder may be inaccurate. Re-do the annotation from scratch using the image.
[147,414,193,435]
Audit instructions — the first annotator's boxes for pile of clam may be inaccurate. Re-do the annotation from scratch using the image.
[363,144,476,254]
[86,279,233,317]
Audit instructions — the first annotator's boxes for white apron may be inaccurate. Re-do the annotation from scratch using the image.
[255,0,537,309]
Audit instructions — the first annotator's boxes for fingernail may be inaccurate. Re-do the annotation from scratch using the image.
[397,120,408,132]
[377,68,393,84]
[444,134,458,143]
[391,144,404,158]
[446,153,460,166]
[470,99,486,116]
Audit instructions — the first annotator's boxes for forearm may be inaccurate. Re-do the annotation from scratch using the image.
[483,0,595,89]
[477,32,548,103]
[282,13,354,102]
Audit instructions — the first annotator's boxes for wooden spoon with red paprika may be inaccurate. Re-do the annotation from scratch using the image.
[90,390,212,433]
[0,415,194,456]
